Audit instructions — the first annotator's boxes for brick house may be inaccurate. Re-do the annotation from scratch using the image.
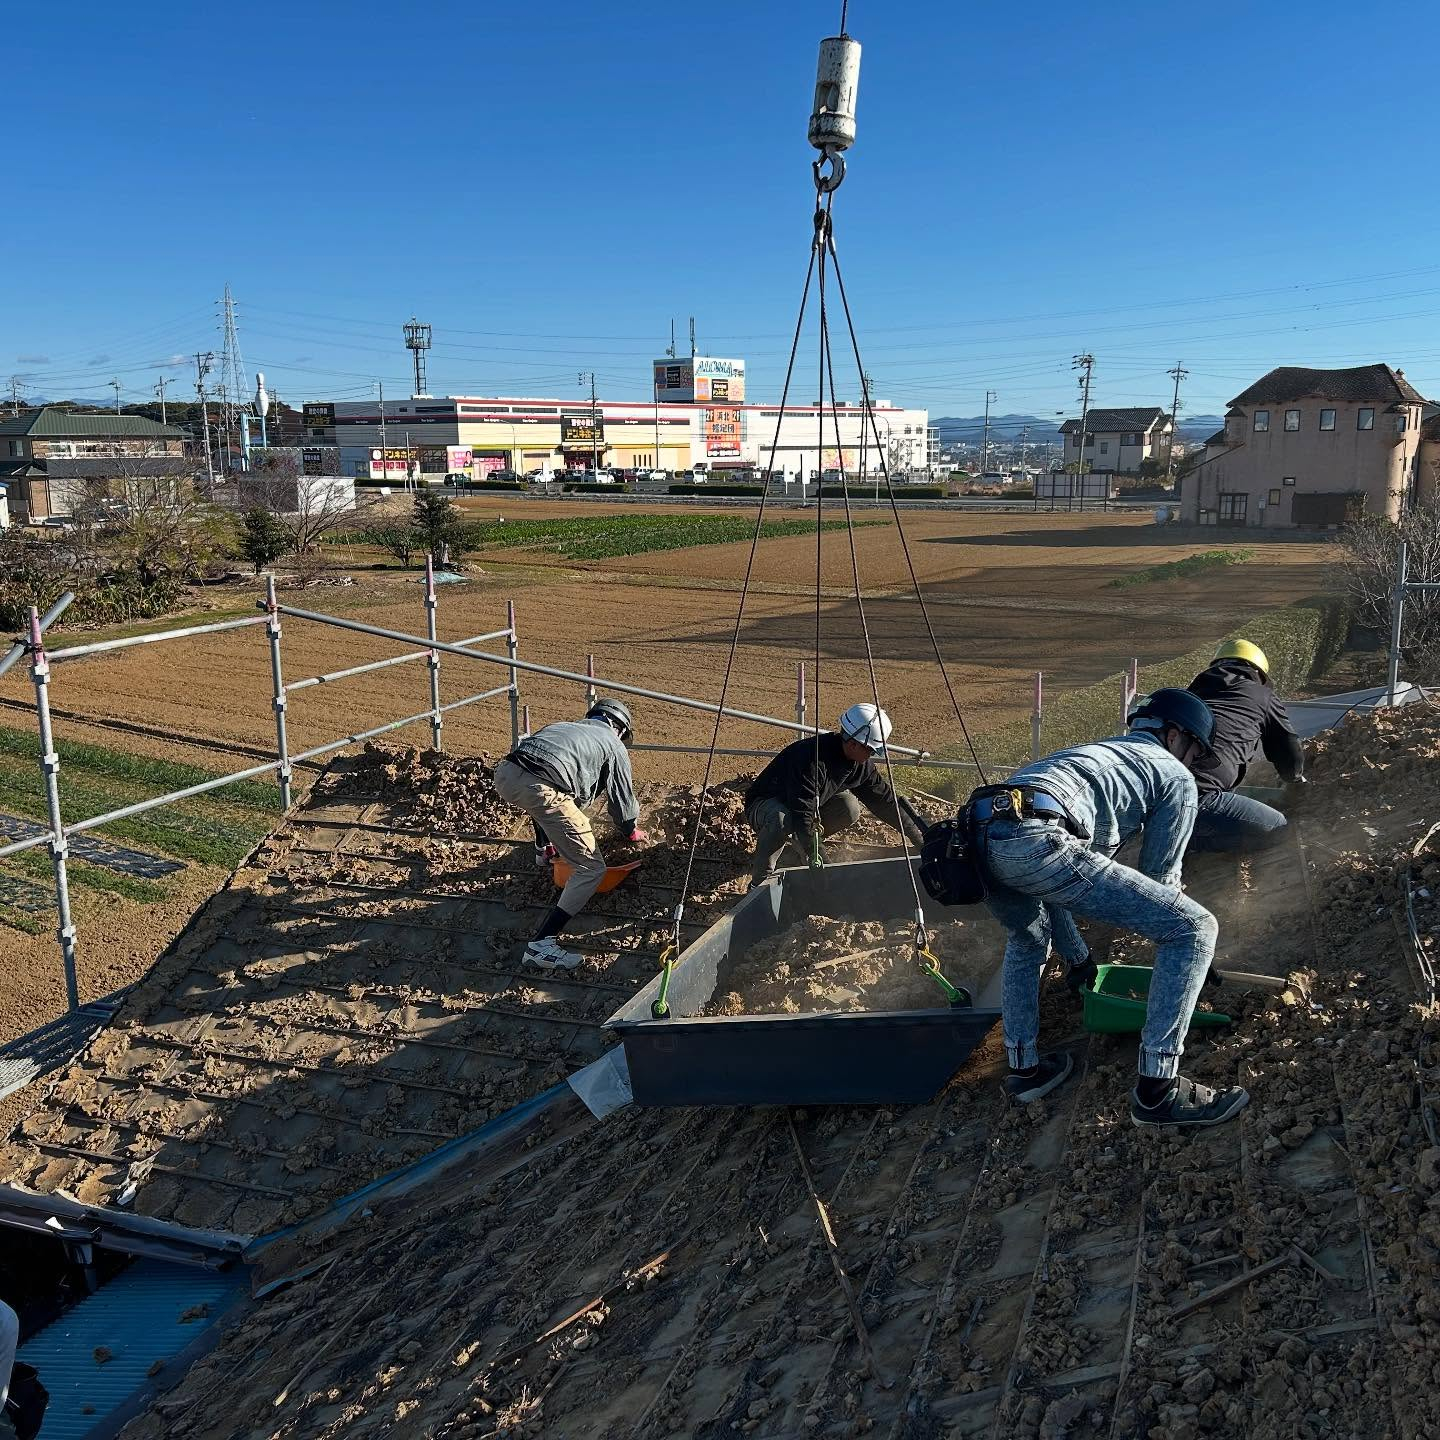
[1178,365,1429,528]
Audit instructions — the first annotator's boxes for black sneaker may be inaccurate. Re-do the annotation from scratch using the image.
[1003,1051,1074,1104]
[1130,1077,1249,1129]
[1064,957,1098,996]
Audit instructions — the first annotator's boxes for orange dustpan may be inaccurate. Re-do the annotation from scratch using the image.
[551,857,642,894]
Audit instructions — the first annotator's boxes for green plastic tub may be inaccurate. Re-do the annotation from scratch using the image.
[1081,963,1231,1035]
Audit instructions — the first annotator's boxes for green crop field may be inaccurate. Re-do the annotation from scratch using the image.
[463,515,883,561]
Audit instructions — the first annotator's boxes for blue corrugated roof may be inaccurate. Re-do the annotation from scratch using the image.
[15,1259,244,1440]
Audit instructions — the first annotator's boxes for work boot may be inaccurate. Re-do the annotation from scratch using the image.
[523,936,583,971]
[534,841,558,869]
[1003,1051,1073,1104]
[1130,1076,1249,1129]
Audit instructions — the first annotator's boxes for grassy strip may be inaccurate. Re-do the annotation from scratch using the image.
[904,597,1350,801]
[0,726,282,811]
[0,755,272,868]
[462,515,880,560]
[1108,548,1255,589]
[4,847,172,903]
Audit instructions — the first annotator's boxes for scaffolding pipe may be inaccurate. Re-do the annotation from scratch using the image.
[424,555,443,751]
[1388,539,1408,708]
[0,592,75,679]
[286,686,514,769]
[507,600,521,749]
[274,603,963,764]
[46,614,268,663]
[796,661,807,732]
[27,607,80,1012]
[264,576,293,809]
[59,757,285,840]
[586,653,598,709]
[628,741,987,772]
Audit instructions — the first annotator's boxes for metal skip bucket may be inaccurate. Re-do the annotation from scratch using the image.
[604,857,1003,1107]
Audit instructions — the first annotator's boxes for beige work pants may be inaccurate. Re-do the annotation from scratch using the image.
[494,758,607,914]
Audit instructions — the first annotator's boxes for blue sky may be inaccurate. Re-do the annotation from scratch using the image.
[7,0,1440,421]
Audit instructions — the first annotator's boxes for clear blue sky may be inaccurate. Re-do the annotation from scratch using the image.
[8,0,1440,422]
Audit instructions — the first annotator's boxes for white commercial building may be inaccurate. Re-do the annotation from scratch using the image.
[312,393,931,481]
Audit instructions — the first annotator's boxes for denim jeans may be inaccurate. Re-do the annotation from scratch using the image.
[1189,788,1288,853]
[982,818,1217,1079]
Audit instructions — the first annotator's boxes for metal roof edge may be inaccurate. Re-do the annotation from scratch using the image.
[0,1182,252,1267]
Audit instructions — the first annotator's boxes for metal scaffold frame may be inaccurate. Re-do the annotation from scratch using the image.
[0,558,987,1015]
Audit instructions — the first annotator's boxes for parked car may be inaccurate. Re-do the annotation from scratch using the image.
[489,469,521,484]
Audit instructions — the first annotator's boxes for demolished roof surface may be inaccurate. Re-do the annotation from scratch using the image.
[107,701,1440,1439]
[1229,364,1428,408]
[0,746,768,1237]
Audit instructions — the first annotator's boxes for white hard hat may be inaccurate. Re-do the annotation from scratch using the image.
[838,702,893,751]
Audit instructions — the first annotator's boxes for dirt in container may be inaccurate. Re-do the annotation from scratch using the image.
[706,912,982,1016]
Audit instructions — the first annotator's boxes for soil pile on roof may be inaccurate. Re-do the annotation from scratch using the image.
[707,913,980,1016]
[325,741,514,835]
[107,699,1440,1440]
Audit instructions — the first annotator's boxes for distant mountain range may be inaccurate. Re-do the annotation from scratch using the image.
[932,412,1223,445]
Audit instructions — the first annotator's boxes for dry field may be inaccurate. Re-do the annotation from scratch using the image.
[0,505,1328,1047]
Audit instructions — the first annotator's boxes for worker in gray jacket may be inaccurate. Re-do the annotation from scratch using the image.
[971,689,1249,1129]
[493,699,647,970]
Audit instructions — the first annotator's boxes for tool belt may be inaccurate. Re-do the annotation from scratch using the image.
[969,784,1090,841]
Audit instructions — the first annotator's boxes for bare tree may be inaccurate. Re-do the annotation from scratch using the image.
[1333,491,1440,681]
[242,450,357,582]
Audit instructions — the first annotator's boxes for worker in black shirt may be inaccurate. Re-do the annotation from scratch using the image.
[1186,639,1304,853]
[744,703,926,885]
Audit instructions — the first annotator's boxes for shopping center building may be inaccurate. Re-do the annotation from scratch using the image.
[303,365,933,481]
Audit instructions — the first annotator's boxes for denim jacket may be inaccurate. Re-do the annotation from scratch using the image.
[512,718,640,832]
[1006,731,1197,889]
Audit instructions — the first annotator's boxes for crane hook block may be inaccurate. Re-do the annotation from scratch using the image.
[808,35,861,156]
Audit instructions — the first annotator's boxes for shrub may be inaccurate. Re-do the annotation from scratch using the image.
[667,484,765,496]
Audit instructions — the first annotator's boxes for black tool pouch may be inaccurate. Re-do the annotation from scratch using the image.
[918,806,989,906]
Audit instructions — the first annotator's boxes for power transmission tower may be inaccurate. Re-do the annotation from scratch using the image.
[1072,353,1095,511]
[194,352,215,487]
[110,378,122,415]
[155,375,170,426]
[982,389,997,473]
[218,283,247,464]
[578,371,600,473]
[404,318,432,397]
[1165,360,1189,486]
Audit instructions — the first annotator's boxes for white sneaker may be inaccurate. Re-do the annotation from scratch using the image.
[523,936,583,971]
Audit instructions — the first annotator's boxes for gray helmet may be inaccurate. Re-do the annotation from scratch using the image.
[586,698,634,743]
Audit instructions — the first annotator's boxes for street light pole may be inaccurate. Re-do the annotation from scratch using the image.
[579,370,599,474]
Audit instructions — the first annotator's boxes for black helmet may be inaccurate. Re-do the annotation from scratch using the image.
[586,698,634,743]
[1129,687,1215,753]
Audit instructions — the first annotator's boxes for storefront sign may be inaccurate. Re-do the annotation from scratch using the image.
[302,402,335,429]
[446,446,474,474]
[561,416,604,447]
[704,407,741,456]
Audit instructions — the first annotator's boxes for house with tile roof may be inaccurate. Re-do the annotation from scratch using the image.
[0,408,190,522]
[1178,364,1430,528]
[1057,406,1173,477]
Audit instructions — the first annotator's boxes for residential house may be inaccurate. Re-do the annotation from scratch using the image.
[1178,365,1428,528]
[0,409,190,522]
[1058,407,1173,477]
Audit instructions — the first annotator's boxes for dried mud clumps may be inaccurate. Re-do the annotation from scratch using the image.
[335,742,513,835]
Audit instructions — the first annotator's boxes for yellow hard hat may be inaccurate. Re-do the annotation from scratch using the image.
[1214,638,1269,677]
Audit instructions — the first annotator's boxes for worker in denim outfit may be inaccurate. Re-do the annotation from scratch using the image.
[976,689,1249,1128]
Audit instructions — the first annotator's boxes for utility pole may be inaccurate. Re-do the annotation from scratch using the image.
[194,352,214,486]
[982,390,997,473]
[155,375,170,426]
[1073,353,1095,511]
[378,379,387,470]
[688,317,696,359]
[109,378,122,415]
[667,320,677,359]
[579,371,599,474]
[1165,359,1188,486]
[7,377,23,416]
[1019,425,1030,486]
